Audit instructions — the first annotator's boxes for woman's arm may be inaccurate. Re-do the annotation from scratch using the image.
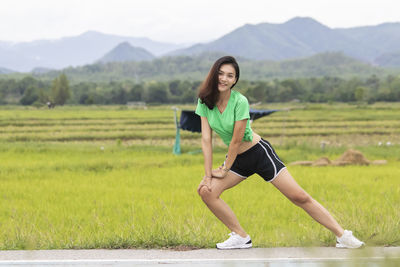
[213,119,247,178]
[197,116,213,194]
[200,116,213,178]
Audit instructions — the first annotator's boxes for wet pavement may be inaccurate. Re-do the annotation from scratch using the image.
[0,247,399,266]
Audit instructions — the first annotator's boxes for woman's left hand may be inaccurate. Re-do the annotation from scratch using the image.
[212,167,228,178]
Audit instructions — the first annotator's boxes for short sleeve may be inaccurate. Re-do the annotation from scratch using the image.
[234,96,250,121]
[195,98,208,117]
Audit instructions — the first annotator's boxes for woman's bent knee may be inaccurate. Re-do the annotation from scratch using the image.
[198,186,211,198]
[198,186,217,201]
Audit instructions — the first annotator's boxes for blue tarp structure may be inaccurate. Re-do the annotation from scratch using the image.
[180,110,202,133]
[249,109,279,121]
[179,109,279,133]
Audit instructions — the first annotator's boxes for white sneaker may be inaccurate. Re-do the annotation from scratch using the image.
[336,230,365,248]
[216,232,252,249]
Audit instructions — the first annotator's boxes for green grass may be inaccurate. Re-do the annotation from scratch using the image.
[0,142,399,249]
[0,103,399,249]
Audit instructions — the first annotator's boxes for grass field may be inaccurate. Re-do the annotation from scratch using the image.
[0,103,399,249]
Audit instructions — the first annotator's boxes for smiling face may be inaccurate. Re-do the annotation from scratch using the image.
[218,64,237,93]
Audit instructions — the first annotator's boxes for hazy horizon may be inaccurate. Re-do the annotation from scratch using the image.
[1,0,400,44]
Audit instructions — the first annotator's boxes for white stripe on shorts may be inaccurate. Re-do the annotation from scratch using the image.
[229,170,247,179]
[260,139,285,165]
[268,166,287,183]
[258,141,277,178]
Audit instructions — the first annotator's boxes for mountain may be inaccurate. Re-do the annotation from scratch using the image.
[337,22,400,55]
[97,42,155,63]
[0,31,187,72]
[0,67,16,74]
[170,17,400,65]
[374,51,400,67]
[31,67,54,75]
[169,17,367,60]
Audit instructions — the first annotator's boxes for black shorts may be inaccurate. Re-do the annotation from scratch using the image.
[227,139,286,182]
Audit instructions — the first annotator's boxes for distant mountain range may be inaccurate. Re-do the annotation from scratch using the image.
[0,31,186,72]
[0,67,14,74]
[170,17,400,65]
[97,42,155,63]
[1,17,400,73]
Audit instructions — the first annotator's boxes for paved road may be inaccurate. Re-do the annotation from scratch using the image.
[0,247,399,266]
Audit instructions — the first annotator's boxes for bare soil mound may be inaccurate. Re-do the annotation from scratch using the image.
[333,149,370,166]
[289,161,313,166]
[289,149,385,166]
[312,157,331,167]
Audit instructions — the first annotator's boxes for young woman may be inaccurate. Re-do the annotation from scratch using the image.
[195,56,364,250]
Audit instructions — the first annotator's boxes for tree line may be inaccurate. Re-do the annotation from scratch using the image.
[35,52,389,83]
[0,74,399,106]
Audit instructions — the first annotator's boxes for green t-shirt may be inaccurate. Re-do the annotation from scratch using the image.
[195,90,253,146]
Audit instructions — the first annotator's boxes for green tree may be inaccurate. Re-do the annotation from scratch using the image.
[20,86,39,105]
[111,88,127,104]
[17,76,37,95]
[38,88,49,104]
[51,73,71,105]
[354,86,366,102]
[168,80,182,96]
[181,89,196,103]
[248,82,267,103]
[144,82,168,103]
[127,84,144,101]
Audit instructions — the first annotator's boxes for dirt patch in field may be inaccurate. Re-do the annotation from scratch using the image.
[289,149,386,166]
[289,160,313,166]
[312,157,331,167]
[332,149,370,166]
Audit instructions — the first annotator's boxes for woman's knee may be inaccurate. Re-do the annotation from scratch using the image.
[198,186,218,201]
[289,191,312,206]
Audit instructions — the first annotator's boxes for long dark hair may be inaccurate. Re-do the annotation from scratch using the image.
[198,56,240,109]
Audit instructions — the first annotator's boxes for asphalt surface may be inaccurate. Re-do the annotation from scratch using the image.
[0,247,399,266]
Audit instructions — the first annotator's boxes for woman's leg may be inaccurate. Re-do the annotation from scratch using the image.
[198,172,247,237]
[271,168,344,237]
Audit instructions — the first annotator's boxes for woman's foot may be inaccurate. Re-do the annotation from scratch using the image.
[216,232,252,249]
[336,230,365,248]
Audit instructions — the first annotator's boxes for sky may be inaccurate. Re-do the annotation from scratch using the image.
[1,0,399,44]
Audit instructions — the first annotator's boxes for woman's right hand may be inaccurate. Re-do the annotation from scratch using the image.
[212,165,227,178]
[197,176,212,195]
